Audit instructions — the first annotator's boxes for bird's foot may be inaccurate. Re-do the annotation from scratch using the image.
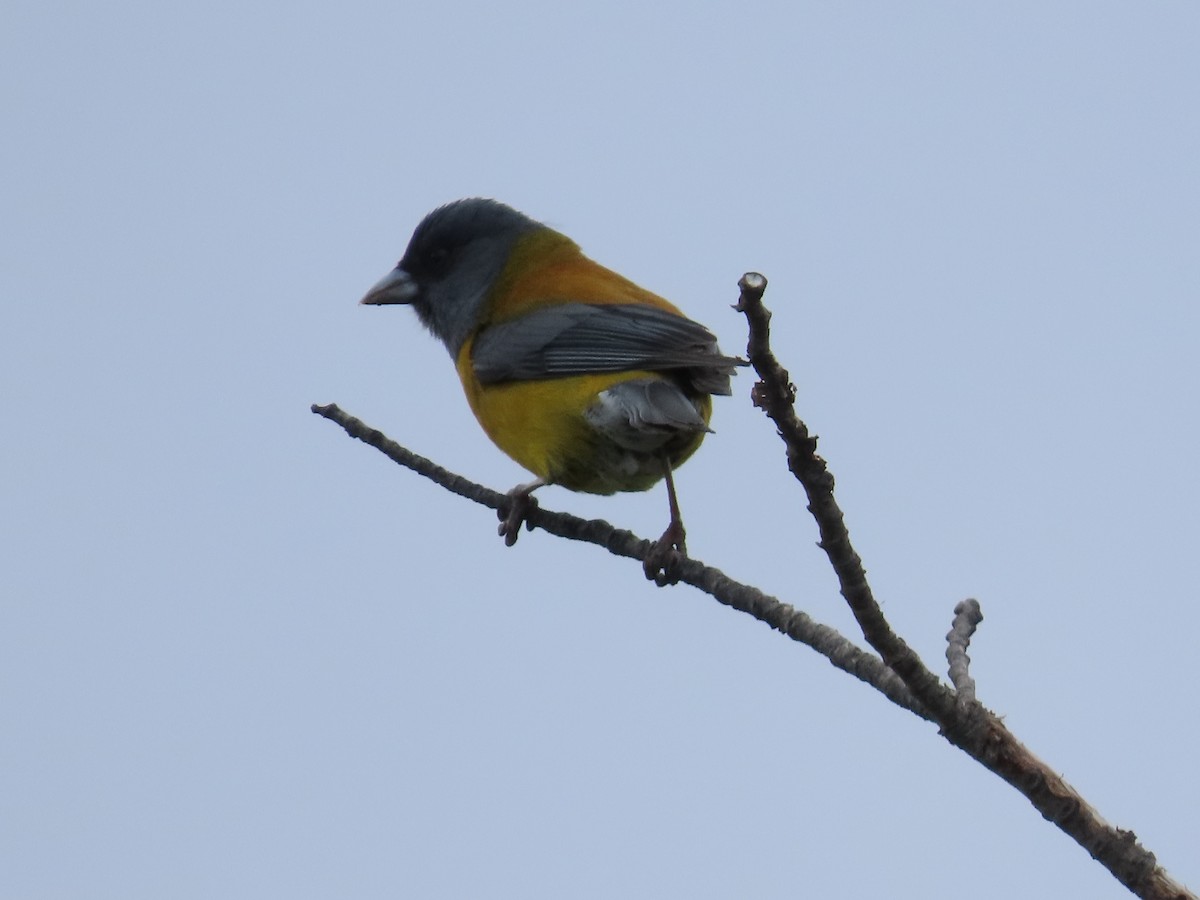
[643,520,688,586]
[497,487,540,547]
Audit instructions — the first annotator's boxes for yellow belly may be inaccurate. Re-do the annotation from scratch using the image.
[456,345,710,494]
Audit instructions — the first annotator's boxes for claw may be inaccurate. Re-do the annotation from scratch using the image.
[643,519,687,585]
[497,479,545,546]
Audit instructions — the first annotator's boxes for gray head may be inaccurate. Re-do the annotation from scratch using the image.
[360,198,543,356]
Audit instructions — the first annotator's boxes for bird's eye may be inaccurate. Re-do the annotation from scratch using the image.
[424,244,451,274]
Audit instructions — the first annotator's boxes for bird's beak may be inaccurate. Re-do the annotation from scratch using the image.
[360,267,419,306]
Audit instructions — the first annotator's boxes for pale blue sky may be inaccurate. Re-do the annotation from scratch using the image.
[3,3,1198,898]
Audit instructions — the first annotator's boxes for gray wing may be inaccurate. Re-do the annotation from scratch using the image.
[472,302,744,395]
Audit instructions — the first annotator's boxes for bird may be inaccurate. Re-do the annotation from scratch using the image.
[360,198,744,583]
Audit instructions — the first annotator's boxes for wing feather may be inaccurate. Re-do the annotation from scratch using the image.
[472,303,743,395]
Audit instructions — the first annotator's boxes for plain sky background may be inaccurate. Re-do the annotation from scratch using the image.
[3,2,1198,898]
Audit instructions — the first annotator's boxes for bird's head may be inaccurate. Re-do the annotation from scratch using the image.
[360,198,541,357]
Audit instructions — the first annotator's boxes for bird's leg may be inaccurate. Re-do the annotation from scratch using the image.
[497,478,546,547]
[643,460,687,586]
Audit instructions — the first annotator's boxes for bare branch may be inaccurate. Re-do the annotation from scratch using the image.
[731,274,1192,900]
[310,402,927,719]
[734,274,956,717]
[946,599,984,705]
